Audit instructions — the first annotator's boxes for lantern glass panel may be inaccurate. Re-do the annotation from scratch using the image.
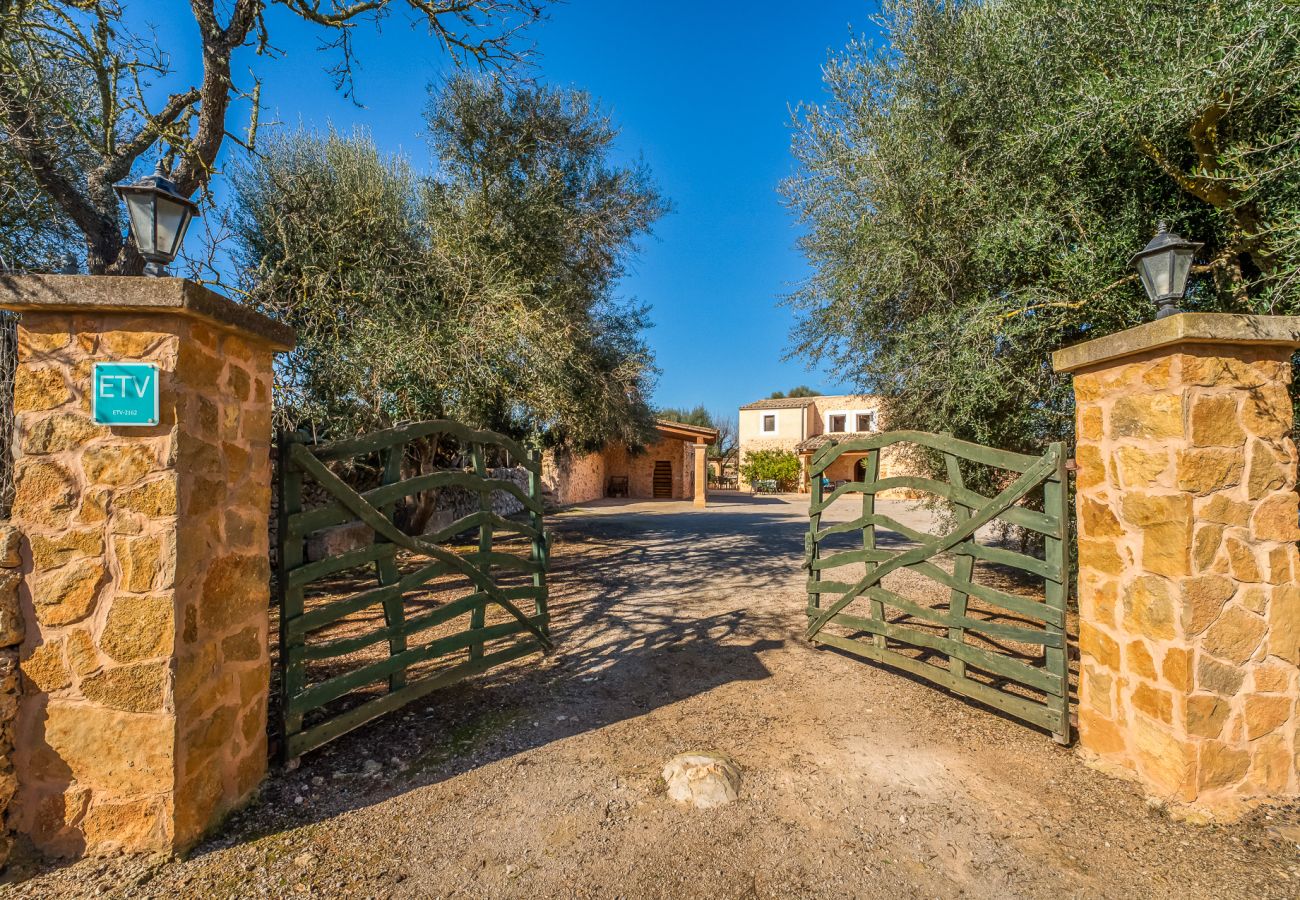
[1171,246,1195,298]
[1136,258,1156,302]
[154,195,190,260]
[124,192,157,258]
[1140,250,1175,299]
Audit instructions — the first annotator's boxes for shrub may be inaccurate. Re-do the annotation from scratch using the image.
[739,449,801,491]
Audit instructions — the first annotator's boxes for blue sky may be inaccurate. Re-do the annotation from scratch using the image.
[139,1,882,417]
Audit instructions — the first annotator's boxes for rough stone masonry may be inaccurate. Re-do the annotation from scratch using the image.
[0,524,24,866]
[1056,313,1300,821]
[0,275,293,856]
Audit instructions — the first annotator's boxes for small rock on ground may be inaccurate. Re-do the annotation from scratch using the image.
[662,752,741,809]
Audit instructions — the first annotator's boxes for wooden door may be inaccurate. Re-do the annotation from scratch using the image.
[652,460,673,498]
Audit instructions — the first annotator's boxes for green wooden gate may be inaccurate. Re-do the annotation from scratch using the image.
[276,420,551,762]
[804,431,1070,743]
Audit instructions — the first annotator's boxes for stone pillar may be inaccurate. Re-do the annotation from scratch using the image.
[0,275,293,855]
[693,440,708,508]
[1053,313,1300,821]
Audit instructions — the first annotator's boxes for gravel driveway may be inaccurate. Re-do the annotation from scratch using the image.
[4,492,1299,898]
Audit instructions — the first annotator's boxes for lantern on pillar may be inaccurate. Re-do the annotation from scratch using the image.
[1129,221,1203,319]
[114,161,200,276]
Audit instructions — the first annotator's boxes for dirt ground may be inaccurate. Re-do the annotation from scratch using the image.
[5,492,1300,899]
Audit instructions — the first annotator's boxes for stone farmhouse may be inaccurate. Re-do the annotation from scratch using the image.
[737,393,908,491]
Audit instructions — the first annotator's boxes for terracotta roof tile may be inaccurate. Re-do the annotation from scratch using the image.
[740,397,818,410]
[794,432,875,453]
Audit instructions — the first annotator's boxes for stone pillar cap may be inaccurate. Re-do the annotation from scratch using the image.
[1052,312,1300,374]
[0,274,294,351]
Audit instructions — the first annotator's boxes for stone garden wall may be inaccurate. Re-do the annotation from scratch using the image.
[436,466,530,521]
[543,437,699,505]
[303,466,532,562]
[541,449,605,507]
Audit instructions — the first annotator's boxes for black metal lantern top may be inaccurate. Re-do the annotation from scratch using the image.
[1129,221,1203,319]
[114,161,200,275]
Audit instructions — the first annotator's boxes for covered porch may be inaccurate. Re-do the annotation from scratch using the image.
[795,433,875,493]
[651,419,720,507]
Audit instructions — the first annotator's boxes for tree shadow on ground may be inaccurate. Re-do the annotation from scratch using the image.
[197,495,1062,857]
[198,502,821,854]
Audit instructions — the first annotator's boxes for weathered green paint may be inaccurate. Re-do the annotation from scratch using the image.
[286,641,540,760]
[859,449,884,651]
[811,476,1058,535]
[813,632,1065,734]
[276,433,306,743]
[290,470,540,535]
[307,418,540,468]
[944,441,974,682]
[807,463,824,615]
[807,608,1063,694]
[378,444,407,692]
[275,420,552,763]
[294,588,545,661]
[804,583,1064,645]
[287,445,551,648]
[814,511,1058,580]
[811,429,1044,474]
[527,444,549,621]
[1042,448,1072,745]
[470,443,491,661]
[804,431,1071,744]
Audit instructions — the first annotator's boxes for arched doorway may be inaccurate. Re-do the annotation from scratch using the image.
[853,458,867,482]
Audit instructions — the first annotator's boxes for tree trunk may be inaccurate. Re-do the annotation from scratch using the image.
[396,437,440,536]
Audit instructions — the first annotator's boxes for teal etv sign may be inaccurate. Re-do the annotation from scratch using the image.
[92,362,159,426]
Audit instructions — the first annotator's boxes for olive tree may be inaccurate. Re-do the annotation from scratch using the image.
[784,0,1300,481]
[233,76,667,455]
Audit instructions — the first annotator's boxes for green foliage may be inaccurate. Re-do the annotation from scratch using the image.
[234,75,667,450]
[0,148,79,273]
[768,385,821,399]
[657,405,714,428]
[0,1,101,273]
[784,0,1300,486]
[234,131,435,432]
[739,448,801,490]
[424,76,668,451]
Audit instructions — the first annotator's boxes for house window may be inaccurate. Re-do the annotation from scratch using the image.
[829,414,847,433]
[856,412,876,432]
[762,414,777,433]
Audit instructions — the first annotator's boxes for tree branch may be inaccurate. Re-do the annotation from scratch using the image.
[1136,104,1276,278]
[103,87,201,184]
[1187,90,1231,176]
[2,0,545,274]
[171,0,259,200]
[1134,134,1236,209]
